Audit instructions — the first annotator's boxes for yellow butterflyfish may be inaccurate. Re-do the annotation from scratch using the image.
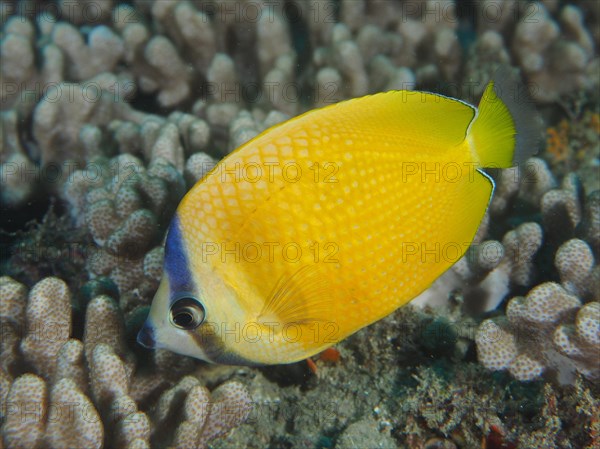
[138,72,539,365]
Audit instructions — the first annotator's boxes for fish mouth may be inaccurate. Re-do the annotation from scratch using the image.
[137,323,156,349]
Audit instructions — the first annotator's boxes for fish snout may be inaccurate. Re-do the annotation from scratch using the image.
[137,322,156,349]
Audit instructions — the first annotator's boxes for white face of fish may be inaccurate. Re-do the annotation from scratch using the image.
[137,276,214,362]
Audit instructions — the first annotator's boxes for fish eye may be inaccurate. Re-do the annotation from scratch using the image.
[169,296,205,330]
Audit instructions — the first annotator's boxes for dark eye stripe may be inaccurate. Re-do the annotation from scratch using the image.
[164,214,197,303]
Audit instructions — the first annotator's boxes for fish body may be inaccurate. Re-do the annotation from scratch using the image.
[138,74,538,365]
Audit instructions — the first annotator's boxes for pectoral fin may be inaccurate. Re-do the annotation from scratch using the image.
[257,264,333,327]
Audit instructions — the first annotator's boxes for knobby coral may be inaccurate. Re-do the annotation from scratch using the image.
[1,1,599,447]
[0,277,252,449]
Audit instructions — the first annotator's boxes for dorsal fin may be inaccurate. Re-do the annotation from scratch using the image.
[257,265,334,326]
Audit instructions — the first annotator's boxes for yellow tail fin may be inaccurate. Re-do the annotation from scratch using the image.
[468,68,541,169]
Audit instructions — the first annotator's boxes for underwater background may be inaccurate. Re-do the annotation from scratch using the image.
[0,0,599,448]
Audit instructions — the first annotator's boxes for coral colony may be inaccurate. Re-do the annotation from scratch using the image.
[1,1,599,448]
